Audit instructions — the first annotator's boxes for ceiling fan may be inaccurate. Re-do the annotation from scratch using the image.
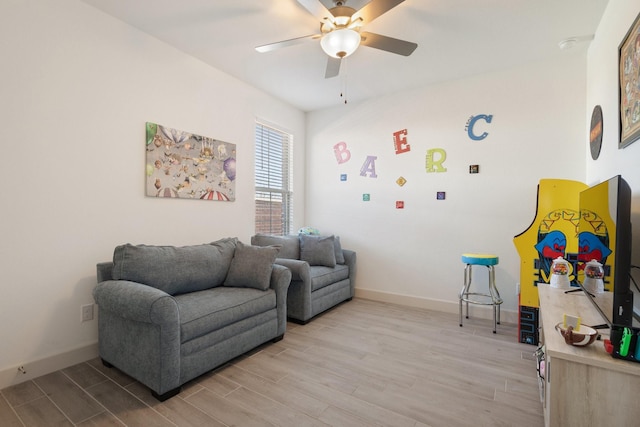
[255,0,417,78]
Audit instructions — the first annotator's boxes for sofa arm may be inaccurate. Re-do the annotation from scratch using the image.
[93,280,179,325]
[274,258,311,283]
[92,280,181,396]
[274,258,313,321]
[97,262,114,283]
[270,264,292,336]
[342,249,357,296]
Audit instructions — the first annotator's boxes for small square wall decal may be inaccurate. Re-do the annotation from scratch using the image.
[469,165,479,174]
[363,193,370,201]
[396,176,407,187]
[396,201,404,209]
[437,192,446,200]
[340,174,348,181]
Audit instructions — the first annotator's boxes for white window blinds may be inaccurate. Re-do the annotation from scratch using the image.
[255,122,292,235]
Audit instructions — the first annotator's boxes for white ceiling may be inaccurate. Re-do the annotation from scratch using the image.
[81,0,608,112]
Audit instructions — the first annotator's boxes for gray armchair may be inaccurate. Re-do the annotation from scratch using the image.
[93,239,291,400]
[251,234,356,323]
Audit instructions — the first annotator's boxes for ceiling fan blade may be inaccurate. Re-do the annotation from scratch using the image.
[360,31,417,56]
[325,57,341,79]
[255,34,319,53]
[352,0,405,24]
[296,0,335,22]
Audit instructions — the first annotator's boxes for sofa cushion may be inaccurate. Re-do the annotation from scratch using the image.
[251,234,299,259]
[300,234,336,267]
[175,287,276,343]
[111,238,237,296]
[224,241,279,291]
[309,264,350,291]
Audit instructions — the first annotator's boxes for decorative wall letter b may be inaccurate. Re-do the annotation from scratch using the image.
[333,141,351,164]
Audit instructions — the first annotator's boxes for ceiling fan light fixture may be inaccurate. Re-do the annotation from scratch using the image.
[320,28,361,58]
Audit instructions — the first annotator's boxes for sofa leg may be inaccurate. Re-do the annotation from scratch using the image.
[152,387,181,402]
[287,317,309,325]
[101,359,113,368]
[272,334,284,343]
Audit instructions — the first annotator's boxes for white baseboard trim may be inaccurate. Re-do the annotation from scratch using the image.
[0,342,98,390]
[354,288,518,324]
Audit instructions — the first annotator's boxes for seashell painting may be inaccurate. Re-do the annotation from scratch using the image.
[145,122,235,201]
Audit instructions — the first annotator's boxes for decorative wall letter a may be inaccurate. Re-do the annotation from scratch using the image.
[360,156,378,178]
[426,149,447,173]
[333,141,351,164]
[393,129,411,154]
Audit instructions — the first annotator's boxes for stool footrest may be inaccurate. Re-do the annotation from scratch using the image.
[460,292,503,306]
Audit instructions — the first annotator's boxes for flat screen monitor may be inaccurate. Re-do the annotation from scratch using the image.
[577,175,635,327]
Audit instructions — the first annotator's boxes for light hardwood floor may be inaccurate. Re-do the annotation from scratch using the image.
[0,298,543,427]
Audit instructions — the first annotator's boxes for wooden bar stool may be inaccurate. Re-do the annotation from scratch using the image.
[459,253,503,333]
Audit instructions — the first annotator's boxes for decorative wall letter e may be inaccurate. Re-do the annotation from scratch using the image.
[333,141,351,164]
[360,155,378,178]
[393,129,411,154]
[426,149,447,173]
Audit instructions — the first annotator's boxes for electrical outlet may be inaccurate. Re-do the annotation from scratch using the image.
[81,304,94,322]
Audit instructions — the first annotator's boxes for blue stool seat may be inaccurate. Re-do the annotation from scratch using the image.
[459,253,502,333]
[461,253,499,266]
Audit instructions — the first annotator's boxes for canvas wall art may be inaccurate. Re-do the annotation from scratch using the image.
[619,12,640,148]
[145,122,236,201]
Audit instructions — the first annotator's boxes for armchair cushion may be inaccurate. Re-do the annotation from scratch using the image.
[111,238,237,296]
[310,264,350,291]
[175,287,276,344]
[224,241,279,291]
[300,234,336,267]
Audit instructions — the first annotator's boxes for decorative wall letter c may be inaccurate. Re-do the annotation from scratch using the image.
[466,114,493,141]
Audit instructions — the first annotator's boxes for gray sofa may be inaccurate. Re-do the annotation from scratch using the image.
[251,234,356,323]
[93,237,291,401]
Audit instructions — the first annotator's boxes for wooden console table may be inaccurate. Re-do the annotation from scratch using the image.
[538,284,640,427]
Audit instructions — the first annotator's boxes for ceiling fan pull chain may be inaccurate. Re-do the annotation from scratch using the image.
[342,58,348,104]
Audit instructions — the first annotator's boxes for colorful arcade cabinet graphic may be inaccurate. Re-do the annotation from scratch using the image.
[513,179,587,344]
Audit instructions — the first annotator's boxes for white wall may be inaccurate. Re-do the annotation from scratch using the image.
[586,0,640,311]
[0,0,305,387]
[586,1,640,190]
[306,54,588,317]
[586,1,640,211]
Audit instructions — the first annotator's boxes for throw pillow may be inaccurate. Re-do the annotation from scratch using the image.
[224,241,279,291]
[251,234,299,259]
[300,234,336,267]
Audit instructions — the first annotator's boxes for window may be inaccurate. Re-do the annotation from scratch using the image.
[255,121,292,235]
